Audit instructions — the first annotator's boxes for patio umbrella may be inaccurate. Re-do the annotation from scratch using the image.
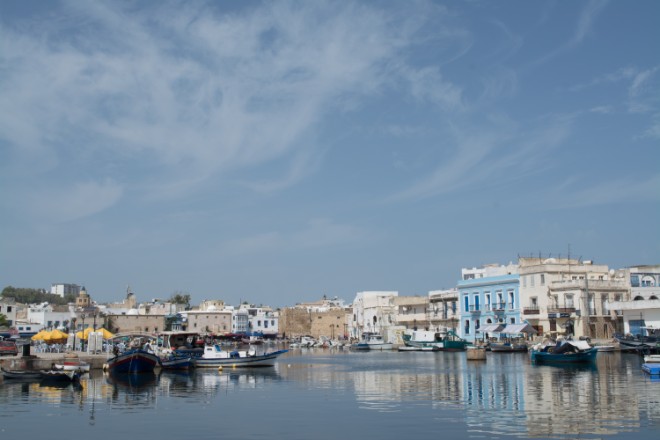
[43,329,68,342]
[31,330,49,341]
[76,328,94,340]
[96,328,115,339]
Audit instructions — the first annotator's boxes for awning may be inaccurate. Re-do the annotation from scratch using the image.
[478,324,504,333]
[501,323,537,334]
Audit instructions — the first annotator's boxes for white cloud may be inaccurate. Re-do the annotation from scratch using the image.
[553,175,660,209]
[0,1,466,215]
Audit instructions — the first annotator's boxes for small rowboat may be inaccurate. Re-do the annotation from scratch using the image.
[1,367,43,381]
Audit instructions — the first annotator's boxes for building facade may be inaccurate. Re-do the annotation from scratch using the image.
[457,273,521,342]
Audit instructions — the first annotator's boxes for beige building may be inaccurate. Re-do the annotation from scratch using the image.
[428,289,460,332]
[393,295,429,331]
[185,309,232,334]
[108,314,166,334]
[518,257,628,338]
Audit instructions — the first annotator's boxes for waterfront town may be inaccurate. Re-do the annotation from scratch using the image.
[1,257,659,348]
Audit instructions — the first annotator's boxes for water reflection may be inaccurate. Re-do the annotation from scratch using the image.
[1,350,659,439]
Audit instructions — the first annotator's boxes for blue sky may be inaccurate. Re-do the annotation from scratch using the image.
[1,0,659,307]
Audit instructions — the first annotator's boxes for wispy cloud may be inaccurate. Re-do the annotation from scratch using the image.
[387,114,573,202]
[0,1,465,219]
[552,175,660,209]
[532,0,609,67]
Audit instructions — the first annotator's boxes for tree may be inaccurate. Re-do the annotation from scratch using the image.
[1,285,71,305]
[169,292,191,309]
[0,314,8,328]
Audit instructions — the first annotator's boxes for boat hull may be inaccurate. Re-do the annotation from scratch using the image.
[161,356,193,370]
[107,349,161,374]
[193,350,287,368]
[530,347,598,364]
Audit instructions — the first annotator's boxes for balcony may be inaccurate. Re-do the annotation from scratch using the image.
[523,307,540,315]
[491,302,506,311]
[469,305,481,314]
[547,307,576,314]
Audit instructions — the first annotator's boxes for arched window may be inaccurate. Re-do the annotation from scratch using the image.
[633,296,644,301]
[650,296,659,300]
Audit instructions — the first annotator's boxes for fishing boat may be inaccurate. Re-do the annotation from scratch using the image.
[643,354,660,363]
[401,330,444,350]
[193,344,288,368]
[1,367,42,381]
[351,333,393,351]
[160,353,193,370]
[106,340,161,374]
[530,339,598,364]
[54,355,91,373]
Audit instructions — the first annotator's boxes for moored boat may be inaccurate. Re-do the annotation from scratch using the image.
[193,344,288,368]
[161,354,193,370]
[530,339,598,364]
[1,367,43,381]
[54,355,91,372]
[351,333,393,351]
[107,346,161,374]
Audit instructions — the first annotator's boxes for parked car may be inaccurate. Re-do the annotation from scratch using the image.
[0,339,18,356]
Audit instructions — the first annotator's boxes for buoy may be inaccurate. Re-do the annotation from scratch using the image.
[217,366,223,372]
[102,363,108,372]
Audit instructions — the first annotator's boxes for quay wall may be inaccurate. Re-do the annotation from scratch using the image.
[0,352,109,372]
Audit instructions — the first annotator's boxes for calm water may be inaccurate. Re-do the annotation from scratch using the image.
[1,349,658,440]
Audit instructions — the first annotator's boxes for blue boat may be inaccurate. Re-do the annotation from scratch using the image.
[106,348,161,374]
[641,363,660,376]
[160,354,193,370]
[530,340,598,364]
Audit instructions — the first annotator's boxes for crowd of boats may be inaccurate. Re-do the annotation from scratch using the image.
[2,329,659,382]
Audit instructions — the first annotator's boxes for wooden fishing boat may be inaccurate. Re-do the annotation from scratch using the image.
[530,340,598,364]
[193,345,288,368]
[107,348,161,374]
[1,367,42,381]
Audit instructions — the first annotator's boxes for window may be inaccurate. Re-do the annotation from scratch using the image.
[530,275,535,287]
[510,317,515,324]
[475,319,480,330]
[474,295,480,311]
[523,276,527,287]
[566,294,574,308]
[464,320,470,335]
[508,291,515,309]
[531,297,538,307]
[540,274,545,285]
[7,306,11,312]
[464,296,470,312]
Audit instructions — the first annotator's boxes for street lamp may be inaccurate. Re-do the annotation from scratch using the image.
[71,317,77,352]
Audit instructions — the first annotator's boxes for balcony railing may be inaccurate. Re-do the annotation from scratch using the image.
[523,307,540,315]
[469,305,481,313]
[547,307,576,314]
[491,302,506,311]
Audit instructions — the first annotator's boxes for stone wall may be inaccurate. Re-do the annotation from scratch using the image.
[279,308,312,338]
[108,314,166,334]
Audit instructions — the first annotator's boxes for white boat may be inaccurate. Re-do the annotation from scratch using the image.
[351,333,393,351]
[594,345,616,352]
[193,345,288,368]
[54,355,91,373]
[644,354,660,363]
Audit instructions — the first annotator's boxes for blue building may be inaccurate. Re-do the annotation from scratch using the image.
[457,274,521,342]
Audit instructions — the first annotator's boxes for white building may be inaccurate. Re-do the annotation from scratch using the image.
[349,291,398,342]
[27,303,75,330]
[428,288,460,332]
[609,265,660,337]
[50,283,81,298]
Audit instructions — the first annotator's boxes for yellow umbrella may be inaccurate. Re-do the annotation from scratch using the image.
[76,327,100,340]
[96,328,115,339]
[31,330,49,341]
[43,329,68,342]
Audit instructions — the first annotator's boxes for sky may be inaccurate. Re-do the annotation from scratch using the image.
[1,0,659,308]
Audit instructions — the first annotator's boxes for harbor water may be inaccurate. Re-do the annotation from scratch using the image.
[1,348,658,440]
